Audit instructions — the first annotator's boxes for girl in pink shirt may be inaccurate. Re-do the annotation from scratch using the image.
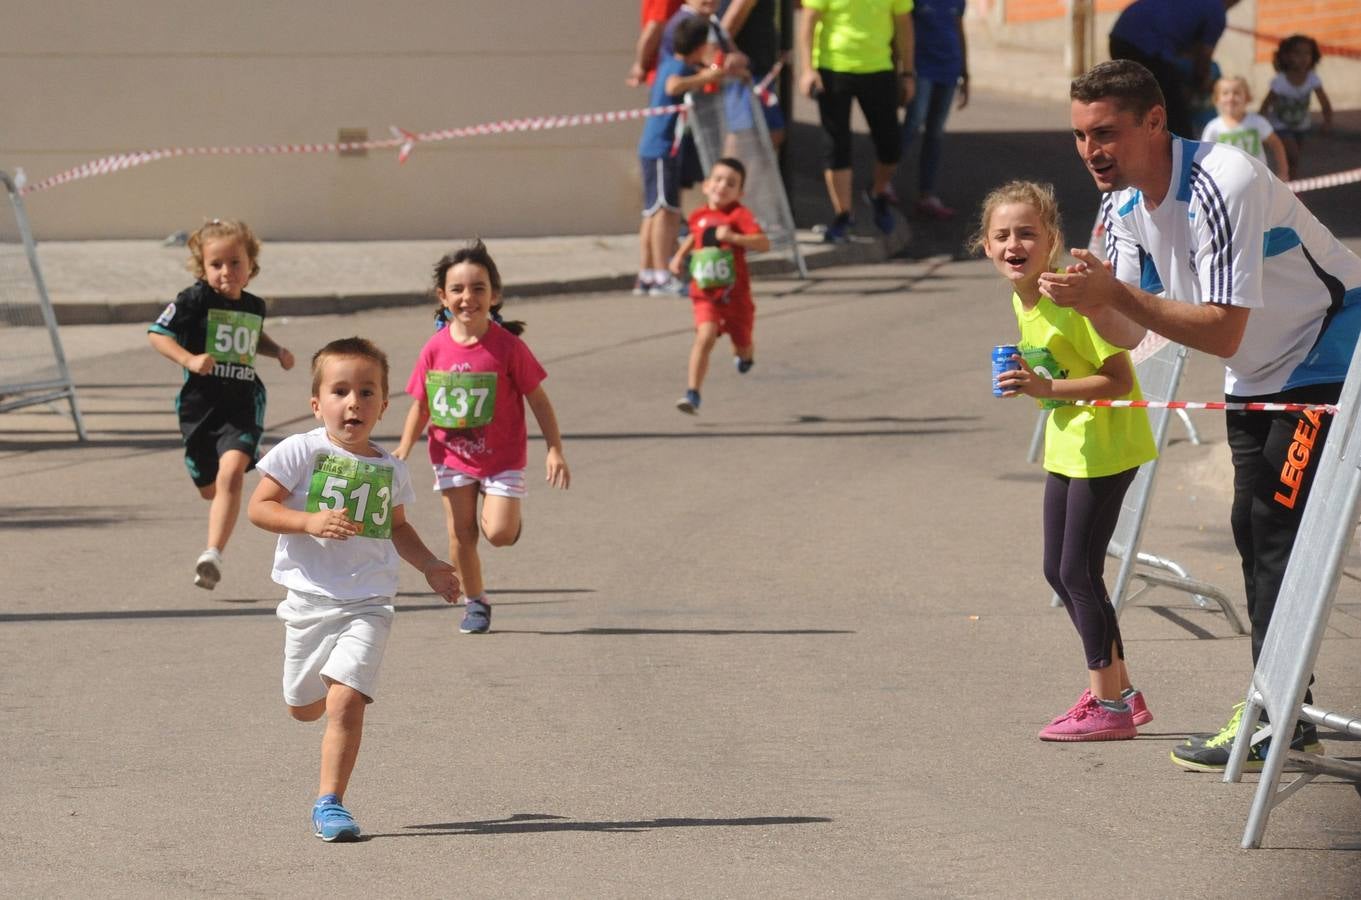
[395,240,570,634]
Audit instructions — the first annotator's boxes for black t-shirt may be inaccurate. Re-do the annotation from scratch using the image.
[721,0,779,76]
[149,280,267,413]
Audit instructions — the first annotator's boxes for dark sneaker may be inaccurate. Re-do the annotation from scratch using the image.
[1125,689,1153,727]
[460,597,491,634]
[194,548,222,590]
[1170,702,1323,772]
[631,275,650,296]
[676,389,701,414]
[820,213,853,244]
[864,190,895,235]
[735,357,754,374]
[312,795,361,842]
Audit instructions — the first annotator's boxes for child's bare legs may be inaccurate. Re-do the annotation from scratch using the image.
[479,494,522,548]
[688,321,720,392]
[288,680,367,801]
[825,168,853,216]
[733,339,754,368]
[198,448,251,552]
[1280,133,1301,179]
[442,483,485,598]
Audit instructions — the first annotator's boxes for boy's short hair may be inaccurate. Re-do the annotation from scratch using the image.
[712,156,747,187]
[310,337,390,398]
[1071,60,1166,125]
[673,15,711,57]
[187,218,261,280]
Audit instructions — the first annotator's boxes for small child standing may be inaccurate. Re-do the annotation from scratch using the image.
[635,13,726,298]
[668,156,770,414]
[974,181,1157,742]
[1260,34,1333,179]
[147,219,294,591]
[394,240,570,636]
[248,337,460,842]
[1201,75,1289,179]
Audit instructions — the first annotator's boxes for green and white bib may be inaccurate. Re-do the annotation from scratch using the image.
[205,308,263,366]
[689,247,736,291]
[305,454,395,540]
[425,371,497,429]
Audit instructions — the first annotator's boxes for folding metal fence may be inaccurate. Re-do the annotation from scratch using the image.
[1227,336,1361,848]
[1041,340,1243,632]
[686,82,806,278]
[0,170,86,439]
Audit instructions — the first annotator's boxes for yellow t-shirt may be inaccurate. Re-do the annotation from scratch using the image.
[1013,292,1157,478]
[805,0,915,74]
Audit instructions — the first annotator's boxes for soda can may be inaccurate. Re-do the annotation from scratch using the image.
[992,344,1019,397]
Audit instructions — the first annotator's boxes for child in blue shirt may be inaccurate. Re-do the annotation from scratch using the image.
[635,14,725,297]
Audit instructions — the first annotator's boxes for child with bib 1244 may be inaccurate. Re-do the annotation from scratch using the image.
[668,156,770,414]
[394,239,570,636]
[248,337,460,842]
[147,218,294,593]
[976,180,1158,742]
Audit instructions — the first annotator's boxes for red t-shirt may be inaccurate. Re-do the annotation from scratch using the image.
[686,201,762,305]
[404,323,547,478]
[641,0,685,84]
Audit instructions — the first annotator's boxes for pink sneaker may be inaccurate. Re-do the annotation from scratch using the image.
[1125,690,1153,726]
[1039,693,1137,742]
[1046,689,1094,725]
[915,196,956,221]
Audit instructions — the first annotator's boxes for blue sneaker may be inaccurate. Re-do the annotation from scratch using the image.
[735,356,754,374]
[820,213,852,244]
[676,389,700,414]
[864,190,895,235]
[460,597,491,634]
[312,794,361,842]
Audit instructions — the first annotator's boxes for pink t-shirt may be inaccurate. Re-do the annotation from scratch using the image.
[405,323,547,478]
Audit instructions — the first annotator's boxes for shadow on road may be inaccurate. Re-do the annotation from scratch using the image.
[374,812,833,839]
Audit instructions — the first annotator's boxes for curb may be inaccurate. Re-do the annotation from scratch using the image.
[47,228,911,326]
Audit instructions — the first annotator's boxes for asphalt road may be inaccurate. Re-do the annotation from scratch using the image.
[3,256,1359,897]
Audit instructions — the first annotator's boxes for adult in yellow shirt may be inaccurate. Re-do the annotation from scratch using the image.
[798,0,915,242]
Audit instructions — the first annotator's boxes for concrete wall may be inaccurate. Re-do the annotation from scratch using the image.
[1,2,641,240]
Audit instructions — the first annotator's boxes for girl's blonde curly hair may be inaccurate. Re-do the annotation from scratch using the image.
[969,180,1064,271]
[187,218,261,280]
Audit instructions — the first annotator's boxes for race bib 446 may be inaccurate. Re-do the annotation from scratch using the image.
[425,371,498,429]
[306,454,395,539]
[206,308,263,365]
[689,247,736,290]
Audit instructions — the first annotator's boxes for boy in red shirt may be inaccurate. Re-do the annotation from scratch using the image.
[668,157,770,414]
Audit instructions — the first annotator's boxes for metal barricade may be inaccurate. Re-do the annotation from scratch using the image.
[1229,336,1361,848]
[1042,340,1243,633]
[685,83,806,278]
[0,170,86,440]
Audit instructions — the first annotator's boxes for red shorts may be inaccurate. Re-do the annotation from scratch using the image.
[691,293,754,348]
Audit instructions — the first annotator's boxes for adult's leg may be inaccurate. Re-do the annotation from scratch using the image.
[915,78,958,196]
[815,69,856,216]
[854,70,903,196]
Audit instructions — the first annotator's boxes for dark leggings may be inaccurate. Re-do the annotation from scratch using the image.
[1043,468,1138,669]
[815,68,902,170]
[1108,37,1194,139]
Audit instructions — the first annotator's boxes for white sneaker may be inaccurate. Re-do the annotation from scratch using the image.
[649,276,687,297]
[194,548,223,590]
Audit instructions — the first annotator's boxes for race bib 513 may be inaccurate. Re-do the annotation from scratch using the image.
[305,454,394,539]
[206,308,263,365]
[425,371,497,429]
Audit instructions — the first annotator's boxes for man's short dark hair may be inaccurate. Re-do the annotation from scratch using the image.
[1070,60,1166,124]
[673,15,711,57]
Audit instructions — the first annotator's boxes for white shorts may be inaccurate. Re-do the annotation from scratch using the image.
[277,589,394,707]
[432,464,527,499]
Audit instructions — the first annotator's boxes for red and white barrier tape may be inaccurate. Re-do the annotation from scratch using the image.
[19,101,689,196]
[1070,399,1339,414]
[1285,167,1361,193]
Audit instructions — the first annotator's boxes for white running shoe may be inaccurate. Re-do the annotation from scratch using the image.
[194,548,223,590]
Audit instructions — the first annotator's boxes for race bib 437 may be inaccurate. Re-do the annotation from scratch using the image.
[425,371,498,429]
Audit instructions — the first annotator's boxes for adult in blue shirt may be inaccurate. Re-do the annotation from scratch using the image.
[900,0,968,221]
[1108,0,1241,138]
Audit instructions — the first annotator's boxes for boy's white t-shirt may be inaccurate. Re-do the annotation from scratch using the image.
[1200,113,1275,166]
[256,426,416,600]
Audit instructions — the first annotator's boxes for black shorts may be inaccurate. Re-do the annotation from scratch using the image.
[178,387,265,487]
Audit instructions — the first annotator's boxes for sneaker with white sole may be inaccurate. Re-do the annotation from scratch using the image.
[649,276,688,297]
[735,357,754,374]
[194,548,223,590]
[460,597,492,634]
[676,389,700,414]
[312,794,361,842]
